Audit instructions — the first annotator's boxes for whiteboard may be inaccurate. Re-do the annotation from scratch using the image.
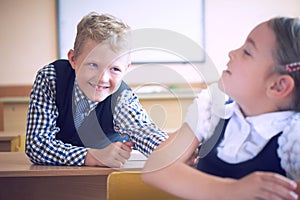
[57,0,205,63]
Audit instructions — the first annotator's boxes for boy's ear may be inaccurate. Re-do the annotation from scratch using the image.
[67,49,76,70]
[268,75,294,98]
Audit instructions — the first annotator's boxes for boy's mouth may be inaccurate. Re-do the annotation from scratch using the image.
[94,85,110,92]
[89,82,110,90]
[95,85,109,89]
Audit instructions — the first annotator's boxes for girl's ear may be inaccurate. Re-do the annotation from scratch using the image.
[268,75,294,98]
[67,49,76,70]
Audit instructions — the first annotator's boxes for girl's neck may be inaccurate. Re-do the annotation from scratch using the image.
[238,102,280,117]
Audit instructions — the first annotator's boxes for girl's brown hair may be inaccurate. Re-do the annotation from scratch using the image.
[268,17,300,111]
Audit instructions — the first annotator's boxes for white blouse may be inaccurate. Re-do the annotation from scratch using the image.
[184,85,300,180]
[217,102,294,164]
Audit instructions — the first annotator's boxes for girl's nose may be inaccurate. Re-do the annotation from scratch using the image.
[228,49,237,60]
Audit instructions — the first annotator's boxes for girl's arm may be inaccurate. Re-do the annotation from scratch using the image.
[142,123,298,200]
[297,181,300,197]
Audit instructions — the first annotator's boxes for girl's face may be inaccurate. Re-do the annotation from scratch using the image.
[219,22,278,115]
[68,39,130,102]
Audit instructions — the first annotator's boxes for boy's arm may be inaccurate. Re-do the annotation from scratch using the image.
[25,66,87,166]
[113,90,168,156]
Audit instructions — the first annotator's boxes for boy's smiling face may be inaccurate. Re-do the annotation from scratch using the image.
[68,39,130,102]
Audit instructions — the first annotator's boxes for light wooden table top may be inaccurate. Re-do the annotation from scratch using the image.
[0,152,141,178]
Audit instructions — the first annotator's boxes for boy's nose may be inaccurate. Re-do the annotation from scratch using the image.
[98,70,110,82]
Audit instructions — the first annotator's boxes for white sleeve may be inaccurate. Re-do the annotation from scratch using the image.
[277,113,300,180]
[183,91,218,143]
[184,83,227,143]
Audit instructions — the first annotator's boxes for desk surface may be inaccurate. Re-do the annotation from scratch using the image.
[0,152,130,177]
[0,152,129,200]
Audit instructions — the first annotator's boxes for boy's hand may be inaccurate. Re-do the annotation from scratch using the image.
[123,141,134,148]
[84,142,133,168]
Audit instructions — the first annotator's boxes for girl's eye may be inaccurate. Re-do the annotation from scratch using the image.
[243,49,251,56]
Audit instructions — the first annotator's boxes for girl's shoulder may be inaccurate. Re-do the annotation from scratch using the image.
[277,113,300,180]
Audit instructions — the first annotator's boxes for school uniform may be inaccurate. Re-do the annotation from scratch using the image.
[26,59,168,166]
[185,87,300,180]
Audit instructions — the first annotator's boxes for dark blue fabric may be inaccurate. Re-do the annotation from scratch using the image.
[53,59,129,148]
[197,119,286,179]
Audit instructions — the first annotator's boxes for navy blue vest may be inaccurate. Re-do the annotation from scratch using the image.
[53,59,130,148]
[197,119,286,179]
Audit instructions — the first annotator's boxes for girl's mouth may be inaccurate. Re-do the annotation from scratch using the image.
[223,69,232,75]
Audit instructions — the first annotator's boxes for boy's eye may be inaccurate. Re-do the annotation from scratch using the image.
[111,67,121,72]
[88,63,98,68]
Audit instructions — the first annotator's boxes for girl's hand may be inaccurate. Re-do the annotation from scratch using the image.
[227,172,298,200]
[185,147,200,168]
[296,181,300,198]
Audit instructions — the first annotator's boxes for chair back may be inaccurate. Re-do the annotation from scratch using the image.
[107,171,182,200]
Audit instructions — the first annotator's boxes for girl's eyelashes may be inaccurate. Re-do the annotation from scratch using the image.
[243,48,251,56]
[241,41,254,57]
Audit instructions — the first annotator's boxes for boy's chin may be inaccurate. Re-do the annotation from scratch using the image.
[90,93,111,102]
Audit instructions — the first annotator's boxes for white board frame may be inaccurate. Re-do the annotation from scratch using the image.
[57,0,205,63]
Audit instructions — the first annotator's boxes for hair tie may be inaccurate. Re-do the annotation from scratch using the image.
[285,62,300,72]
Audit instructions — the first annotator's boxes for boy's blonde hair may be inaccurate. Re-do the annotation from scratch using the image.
[73,12,131,58]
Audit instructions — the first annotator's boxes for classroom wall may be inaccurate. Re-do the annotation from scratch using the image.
[0,0,299,86]
[205,0,300,74]
[0,0,57,86]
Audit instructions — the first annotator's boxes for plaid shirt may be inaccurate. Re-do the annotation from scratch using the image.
[25,65,168,166]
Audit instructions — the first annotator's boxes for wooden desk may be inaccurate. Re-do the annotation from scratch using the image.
[0,152,141,200]
[0,131,25,152]
[0,97,29,132]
